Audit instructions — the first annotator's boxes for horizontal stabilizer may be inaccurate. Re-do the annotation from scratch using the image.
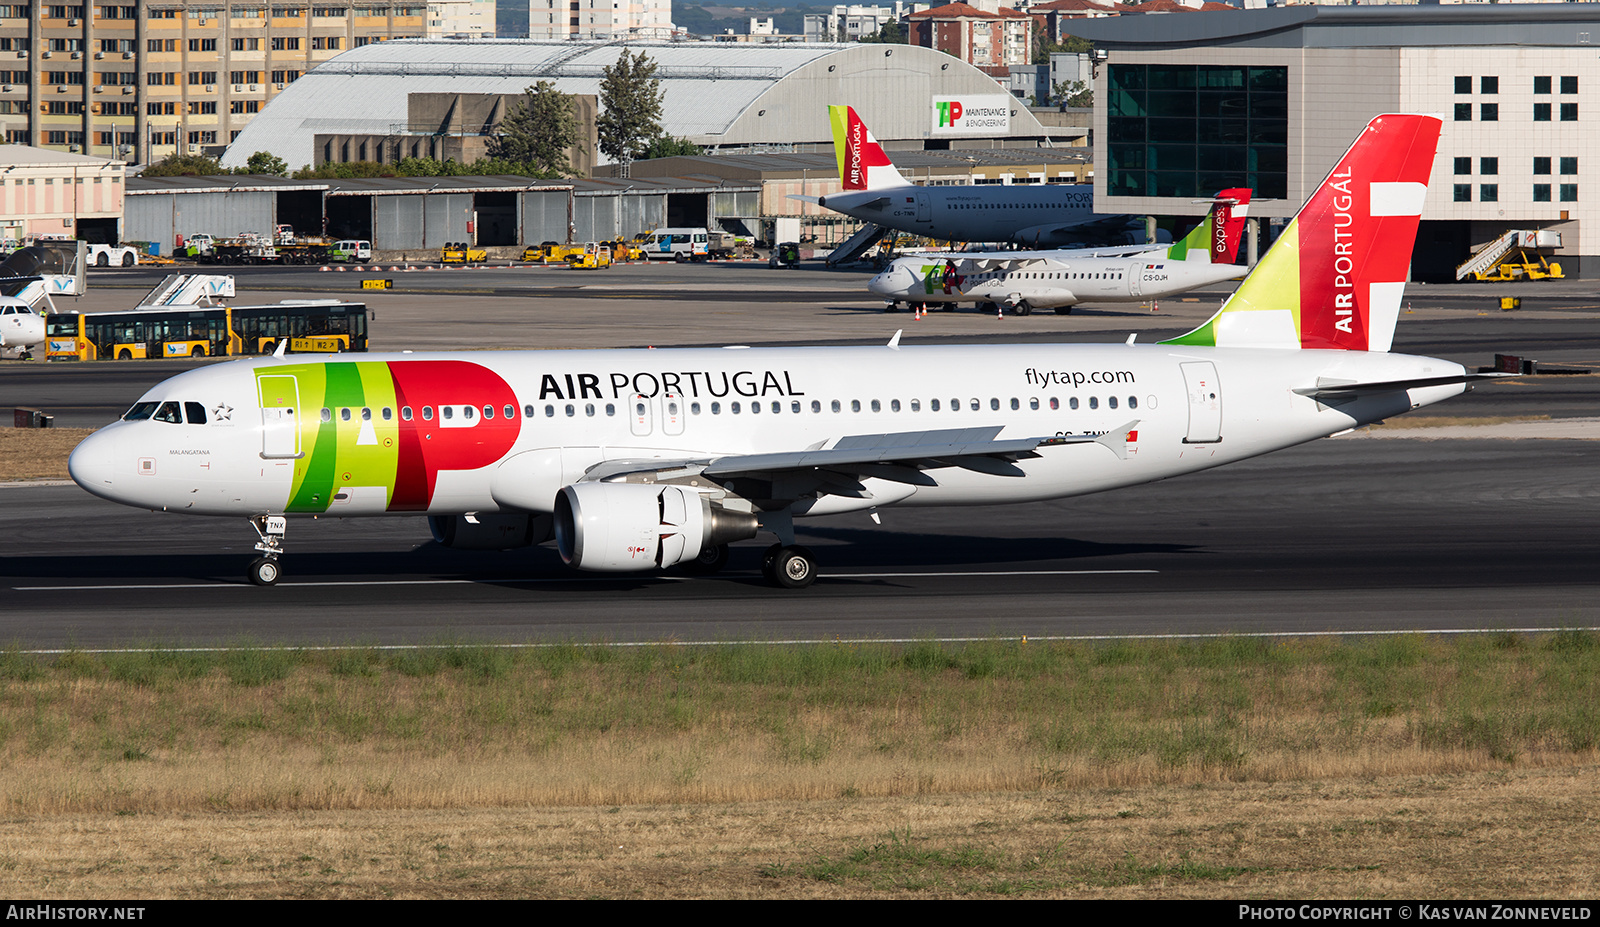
[1292,372,1508,401]
[786,194,821,205]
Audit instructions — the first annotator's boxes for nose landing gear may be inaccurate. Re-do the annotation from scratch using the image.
[247,514,286,586]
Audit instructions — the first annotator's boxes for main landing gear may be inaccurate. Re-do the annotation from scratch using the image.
[247,514,286,586]
[762,544,817,589]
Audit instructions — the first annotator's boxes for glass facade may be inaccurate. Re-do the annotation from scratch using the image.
[1107,64,1288,199]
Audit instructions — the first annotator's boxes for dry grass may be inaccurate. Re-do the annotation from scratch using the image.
[0,636,1596,896]
[0,427,93,480]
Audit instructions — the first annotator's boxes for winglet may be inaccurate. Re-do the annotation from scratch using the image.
[273,338,289,357]
[829,105,909,191]
[1161,114,1442,353]
[887,329,902,351]
[1093,420,1141,460]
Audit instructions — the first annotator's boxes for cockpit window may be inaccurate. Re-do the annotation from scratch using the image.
[153,401,182,424]
[185,402,207,425]
[122,401,158,421]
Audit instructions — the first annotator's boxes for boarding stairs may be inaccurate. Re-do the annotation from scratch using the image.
[826,223,891,266]
[1456,230,1564,281]
[138,273,237,308]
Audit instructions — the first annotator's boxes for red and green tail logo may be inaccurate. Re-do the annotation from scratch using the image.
[1163,114,1441,353]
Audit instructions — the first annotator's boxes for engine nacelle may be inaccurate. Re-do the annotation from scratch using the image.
[429,513,553,550]
[554,482,759,572]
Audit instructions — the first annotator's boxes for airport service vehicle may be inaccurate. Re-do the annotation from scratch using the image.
[86,243,140,267]
[803,106,1142,248]
[869,189,1250,315]
[441,242,487,264]
[568,243,613,270]
[47,299,368,360]
[329,240,372,264]
[71,115,1485,591]
[643,228,709,262]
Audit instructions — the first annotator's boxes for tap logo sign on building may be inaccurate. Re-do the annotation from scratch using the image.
[932,95,1011,136]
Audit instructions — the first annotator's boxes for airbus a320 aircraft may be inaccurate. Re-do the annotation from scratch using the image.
[868,188,1250,315]
[72,114,1480,590]
[804,106,1149,247]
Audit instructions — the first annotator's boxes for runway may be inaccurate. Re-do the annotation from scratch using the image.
[4,265,1599,649]
[5,437,1599,649]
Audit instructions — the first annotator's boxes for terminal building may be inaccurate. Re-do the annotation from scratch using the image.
[1065,4,1600,279]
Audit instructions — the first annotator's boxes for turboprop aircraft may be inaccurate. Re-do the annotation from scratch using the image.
[869,188,1250,315]
[71,114,1484,590]
[802,105,1153,247]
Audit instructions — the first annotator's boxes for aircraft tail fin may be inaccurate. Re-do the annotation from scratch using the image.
[829,105,910,191]
[1166,188,1251,264]
[1161,114,1441,352]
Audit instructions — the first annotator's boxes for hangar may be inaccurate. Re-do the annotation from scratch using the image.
[220,39,1073,172]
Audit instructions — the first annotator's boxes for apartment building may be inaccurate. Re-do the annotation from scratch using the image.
[522,0,672,40]
[0,3,424,166]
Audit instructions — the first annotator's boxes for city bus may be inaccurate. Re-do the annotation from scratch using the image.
[45,300,369,361]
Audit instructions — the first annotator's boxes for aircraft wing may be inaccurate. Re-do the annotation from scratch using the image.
[1011,215,1170,249]
[582,423,1142,495]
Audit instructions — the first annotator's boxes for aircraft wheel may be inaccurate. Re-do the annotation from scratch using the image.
[770,545,817,589]
[247,557,281,586]
[1014,302,1033,317]
[680,544,730,576]
[1054,306,1074,315]
[884,302,901,313]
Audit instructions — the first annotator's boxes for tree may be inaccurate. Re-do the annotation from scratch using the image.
[141,153,226,177]
[243,151,288,176]
[1055,80,1094,109]
[491,81,582,176]
[596,50,665,165]
[641,135,702,160]
[1034,35,1094,65]
[859,21,907,44]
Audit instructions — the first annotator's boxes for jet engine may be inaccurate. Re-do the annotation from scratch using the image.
[554,482,759,572]
[428,513,553,550]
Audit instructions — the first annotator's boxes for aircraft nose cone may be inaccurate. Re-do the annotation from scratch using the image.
[868,266,912,297]
[68,428,118,498]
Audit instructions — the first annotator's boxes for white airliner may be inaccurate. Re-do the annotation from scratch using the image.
[806,106,1150,248]
[868,188,1250,315]
[0,241,86,359]
[71,114,1482,590]
[0,301,45,358]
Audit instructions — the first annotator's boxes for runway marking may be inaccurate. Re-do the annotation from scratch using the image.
[11,569,1156,591]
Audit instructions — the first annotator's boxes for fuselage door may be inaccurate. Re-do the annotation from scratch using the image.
[1180,361,1222,444]
[629,392,652,437]
[915,190,931,223]
[661,391,685,436]
[258,374,304,458]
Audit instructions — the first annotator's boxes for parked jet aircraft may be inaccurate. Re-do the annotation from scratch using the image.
[0,241,86,359]
[803,105,1155,247]
[869,188,1250,314]
[71,114,1479,590]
